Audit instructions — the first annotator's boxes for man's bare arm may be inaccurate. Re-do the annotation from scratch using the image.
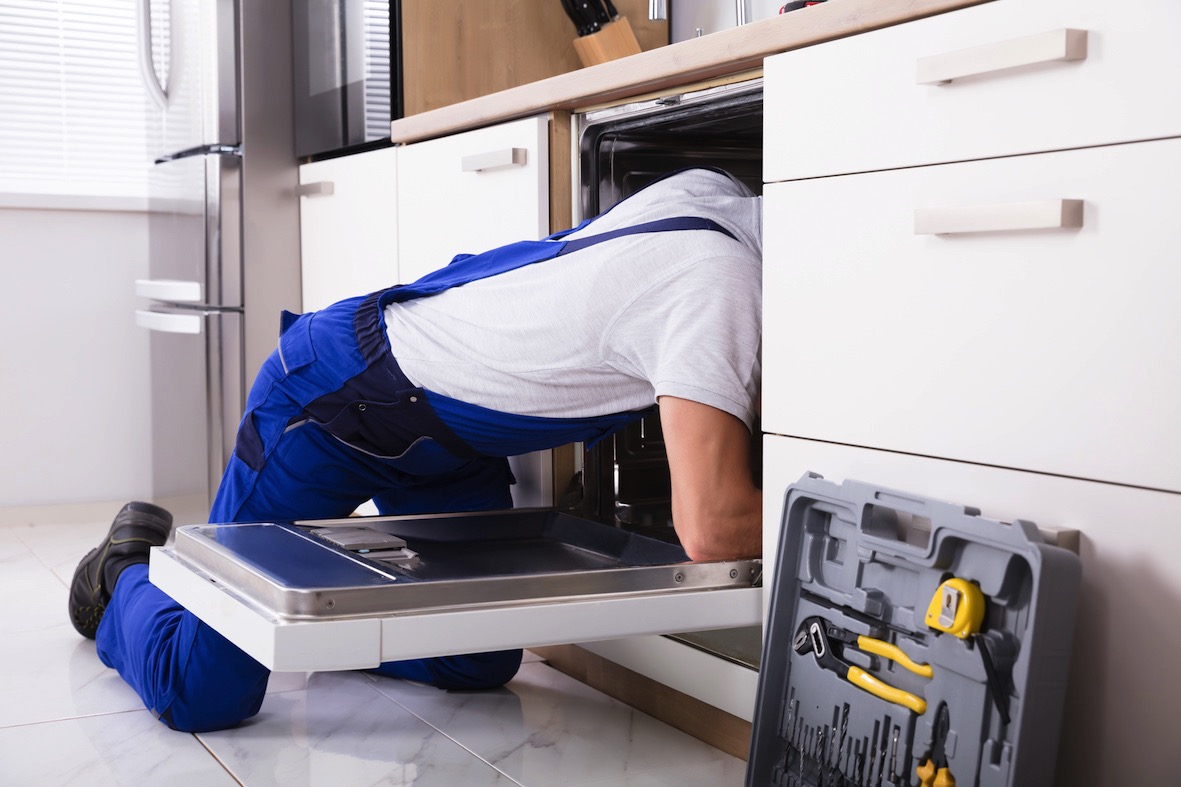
[658,396,762,561]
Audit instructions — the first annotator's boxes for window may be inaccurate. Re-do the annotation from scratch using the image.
[0,0,149,204]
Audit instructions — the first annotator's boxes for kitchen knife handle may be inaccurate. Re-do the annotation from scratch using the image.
[461,148,527,173]
[914,199,1084,235]
[916,28,1087,85]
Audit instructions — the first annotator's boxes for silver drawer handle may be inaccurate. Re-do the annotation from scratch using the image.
[136,309,203,334]
[914,199,1084,235]
[461,148,527,173]
[296,181,334,198]
[917,29,1087,86]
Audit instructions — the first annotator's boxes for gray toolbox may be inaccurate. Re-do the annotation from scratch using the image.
[746,474,1081,787]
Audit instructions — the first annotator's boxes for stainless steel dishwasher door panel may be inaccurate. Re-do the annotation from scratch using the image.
[149,510,763,671]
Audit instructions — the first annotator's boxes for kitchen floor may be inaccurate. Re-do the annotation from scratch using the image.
[0,514,748,787]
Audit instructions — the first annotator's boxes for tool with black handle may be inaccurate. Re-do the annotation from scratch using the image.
[916,702,956,787]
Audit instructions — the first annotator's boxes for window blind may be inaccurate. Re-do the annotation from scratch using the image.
[363,0,391,142]
[0,0,148,201]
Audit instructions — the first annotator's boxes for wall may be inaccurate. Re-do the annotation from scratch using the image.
[0,207,152,508]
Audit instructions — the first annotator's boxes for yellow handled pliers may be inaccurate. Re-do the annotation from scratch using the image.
[792,616,932,715]
[916,702,956,786]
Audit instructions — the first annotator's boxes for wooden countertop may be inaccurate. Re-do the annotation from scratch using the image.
[389,0,987,144]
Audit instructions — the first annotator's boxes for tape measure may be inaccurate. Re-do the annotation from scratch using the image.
[925,578,985,638]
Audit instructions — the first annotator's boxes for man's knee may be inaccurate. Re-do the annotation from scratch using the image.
[158,683,267,733]
[426,649,524,691]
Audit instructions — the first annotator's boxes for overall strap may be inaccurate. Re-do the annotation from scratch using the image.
[356,215,738,362]
[556,216,736,255]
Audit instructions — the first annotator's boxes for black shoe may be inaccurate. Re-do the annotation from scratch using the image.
[69,501,173,639]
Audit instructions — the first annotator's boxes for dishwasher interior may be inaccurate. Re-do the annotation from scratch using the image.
[572,80,764,668]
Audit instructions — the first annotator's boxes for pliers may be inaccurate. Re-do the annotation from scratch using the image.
[916,702,956,786]
[792,616,932,715]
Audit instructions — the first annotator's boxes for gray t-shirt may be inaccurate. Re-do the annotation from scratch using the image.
[384,168,763,431]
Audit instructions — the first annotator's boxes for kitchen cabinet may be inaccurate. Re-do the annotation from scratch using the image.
[395,115,552,284]
[298,147,399,311]
[396,114,558,508]
[760,0,1181,780]
[764,0,1181,181]
[763,139,1181,492]
[297,116,564,508]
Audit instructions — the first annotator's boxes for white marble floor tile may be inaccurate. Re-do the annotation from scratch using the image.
[198,671,521,786]
[0,709,237,787]
[7,519,112,586]
[371,661,746,787]
[0,622,150,728]
[0,529,67,635]
[0,524,151,728]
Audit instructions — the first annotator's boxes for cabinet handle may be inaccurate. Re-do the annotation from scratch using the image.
[914,199,1084,235]
[461,148,527,173]
[136,309,203,334]
[916,28,1087,86]
[296,181,335,198]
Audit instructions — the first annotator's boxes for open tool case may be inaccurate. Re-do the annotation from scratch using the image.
[746,475,1081,787]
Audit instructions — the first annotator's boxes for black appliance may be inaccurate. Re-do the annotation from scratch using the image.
[574,80,764,667]
[293,0,400,158]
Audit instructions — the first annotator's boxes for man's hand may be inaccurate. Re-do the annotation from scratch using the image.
[658,396,762,561]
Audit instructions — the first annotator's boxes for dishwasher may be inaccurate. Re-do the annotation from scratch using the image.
[148,79,767,675]
[572,77,766,670]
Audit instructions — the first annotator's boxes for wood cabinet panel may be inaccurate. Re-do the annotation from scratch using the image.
[401,0,668,116]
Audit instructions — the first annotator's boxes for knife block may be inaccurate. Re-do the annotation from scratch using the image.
[573,16,643,67]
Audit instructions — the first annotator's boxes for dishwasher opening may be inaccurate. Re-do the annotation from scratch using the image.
[572,79,764,669]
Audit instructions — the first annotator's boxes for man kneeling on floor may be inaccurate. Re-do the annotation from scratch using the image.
[68,167,764,733]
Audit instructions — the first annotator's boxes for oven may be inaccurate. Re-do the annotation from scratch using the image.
[573,78,765,667]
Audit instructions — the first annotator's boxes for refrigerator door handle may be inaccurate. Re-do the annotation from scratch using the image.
[136,309,203,335]
[136,0,168,110]
[155,144,242,165]
[135,279,203,303]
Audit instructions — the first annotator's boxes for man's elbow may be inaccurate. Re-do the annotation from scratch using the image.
[676,517,762,562]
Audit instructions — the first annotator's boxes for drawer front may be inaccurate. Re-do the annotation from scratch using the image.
[762,138,1181,491]
[298,148,399,311]
[761,434,1181,787]
[396,116,549,285]
[764,0,1181,181]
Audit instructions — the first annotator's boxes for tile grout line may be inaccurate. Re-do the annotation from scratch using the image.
[194,732,247,786]
[360,677,529,787]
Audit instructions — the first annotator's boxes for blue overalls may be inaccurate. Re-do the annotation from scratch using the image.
[95,208,736,733]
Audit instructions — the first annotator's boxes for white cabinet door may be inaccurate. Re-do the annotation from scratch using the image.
[762,139,1181,492]
[395,116,553,507]
[764,0,1181,180]
[396,116,550,284]
[298,148,399,312]
[761,434,1181,787]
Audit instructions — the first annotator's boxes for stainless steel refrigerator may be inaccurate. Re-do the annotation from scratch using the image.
[134,0,300,524]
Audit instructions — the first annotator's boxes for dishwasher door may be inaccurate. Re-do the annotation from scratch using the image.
[149,510,762,671]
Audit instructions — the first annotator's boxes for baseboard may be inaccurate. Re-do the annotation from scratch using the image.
[532,644,753,761]
[0,499,127,527]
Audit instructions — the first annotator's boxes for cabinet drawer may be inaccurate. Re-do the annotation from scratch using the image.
[761,434,1181,787]
[764,0,1181,181]
[762,138,1181,491]
[396,116,549,284]
[298,148,398,311]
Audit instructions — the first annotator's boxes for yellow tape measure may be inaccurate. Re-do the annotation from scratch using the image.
[924,578,985,638]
